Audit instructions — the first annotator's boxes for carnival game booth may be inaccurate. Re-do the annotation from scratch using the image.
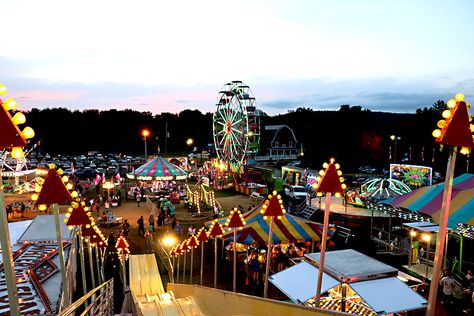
[269,249,427,315]
[127,156,189,201]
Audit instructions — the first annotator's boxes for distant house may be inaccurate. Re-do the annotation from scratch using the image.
[256,125,301,161]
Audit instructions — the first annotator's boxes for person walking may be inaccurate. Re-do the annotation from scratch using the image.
[144,229,154,253]
[136,192,142,207]
[148,214,155,233]
[137,216,145,236]
[122,219,130,237]
[440,269,456,305]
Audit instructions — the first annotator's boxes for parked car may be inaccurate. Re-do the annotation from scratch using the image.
[284,185,308,200]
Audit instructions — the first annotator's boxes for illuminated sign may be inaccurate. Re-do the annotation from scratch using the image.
[389,164,432,187]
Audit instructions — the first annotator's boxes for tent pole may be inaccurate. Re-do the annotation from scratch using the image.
[233,228,237,292]
[0,167,20,316]
[214,238,218,288]
[426,148,457,316]
[190,247,194,284]
[263,217,274,298]
[200,243,204,285]
[53,203,69,305]
[176,254,180,283]
[315,192,331,306]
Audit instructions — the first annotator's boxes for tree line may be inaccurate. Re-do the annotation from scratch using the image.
[24,100,466,174]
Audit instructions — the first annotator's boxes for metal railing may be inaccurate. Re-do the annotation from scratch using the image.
[58,279,114,316]
[146,196,158,215]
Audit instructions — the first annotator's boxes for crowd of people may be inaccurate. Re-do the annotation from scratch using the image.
[244,242,309,286]
[5,201,29,219]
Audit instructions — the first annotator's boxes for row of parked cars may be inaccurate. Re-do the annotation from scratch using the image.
[27,152,147,179]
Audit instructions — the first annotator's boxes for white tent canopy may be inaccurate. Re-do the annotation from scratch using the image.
[269,261,340,303]
[351,277,427,314]
[18,214,73,243]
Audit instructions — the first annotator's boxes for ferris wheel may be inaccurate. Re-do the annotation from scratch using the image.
[213,81,260,169]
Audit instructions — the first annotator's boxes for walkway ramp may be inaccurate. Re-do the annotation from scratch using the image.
[129,254,204,316]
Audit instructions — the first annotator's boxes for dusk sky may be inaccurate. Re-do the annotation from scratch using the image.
[1,0,474,115]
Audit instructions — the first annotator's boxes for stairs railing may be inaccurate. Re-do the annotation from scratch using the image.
[58,279,114,316]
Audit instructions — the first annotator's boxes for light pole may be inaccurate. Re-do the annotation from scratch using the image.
[390,135,401,163]
[142,129,150,159]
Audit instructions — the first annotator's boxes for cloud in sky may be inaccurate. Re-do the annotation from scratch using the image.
[1,0,474,115]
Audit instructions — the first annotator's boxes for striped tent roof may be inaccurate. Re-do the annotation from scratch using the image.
[126,156,188,180]
[208,202,331,245]
[384,173,474,226]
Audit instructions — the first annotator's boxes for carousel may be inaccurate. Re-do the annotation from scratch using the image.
[126,156,189,209]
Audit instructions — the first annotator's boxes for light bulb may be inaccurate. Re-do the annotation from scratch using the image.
[442,110,452,119]
[432,129,442,138]
[447,99,456,108]
[11,147,24,158]
[437,120,446,129]
[11,112,26,125]
[455,93,465,102]
[21,127,35,139]
[4,98,16,110]
[0,83,6,95]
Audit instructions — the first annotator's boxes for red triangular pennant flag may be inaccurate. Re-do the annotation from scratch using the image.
[81,224,96,237]
[66,205,91,226]
[261,195,285,217]
[208,220,224,237]
[436,101,474,148]
[174,244,182,256]
[317,163,344,193]
[0,100,27,149]
[226,209,246,228]
[116,236,129,251]
[187,236,199,248]
[179,241,191,252]
[36,169,73,205]
[196,227,209,242]
[89,228,106,246]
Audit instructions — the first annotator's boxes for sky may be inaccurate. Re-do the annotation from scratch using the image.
[1,0,474,115]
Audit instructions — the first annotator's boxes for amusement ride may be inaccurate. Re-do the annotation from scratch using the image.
[212,81,260,172]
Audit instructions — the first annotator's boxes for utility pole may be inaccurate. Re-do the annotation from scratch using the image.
[165,122,168,155]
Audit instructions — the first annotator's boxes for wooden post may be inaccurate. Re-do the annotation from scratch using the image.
[214,238,218,288]
[200,243,204,285]
[315,193,332,306]
[233,228,237,292]
[0,168,20,316]
[426,148,457,316]
[263,217,274,298]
